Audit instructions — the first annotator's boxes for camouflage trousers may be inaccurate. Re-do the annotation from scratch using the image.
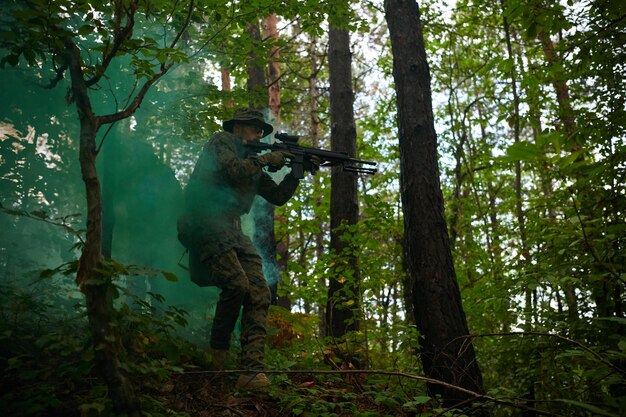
[202,240,270,371]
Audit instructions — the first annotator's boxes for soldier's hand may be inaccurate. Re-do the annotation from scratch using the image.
[257,150,293,169]
[305,155,322,175]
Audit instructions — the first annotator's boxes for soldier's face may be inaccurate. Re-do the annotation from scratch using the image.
[239,124,264,142]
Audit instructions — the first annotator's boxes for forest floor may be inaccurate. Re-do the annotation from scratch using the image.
[0,291,427,417]
[156,372,285,417]
[152,370,404,417]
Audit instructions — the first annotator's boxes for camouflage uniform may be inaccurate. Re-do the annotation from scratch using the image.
[182,130,299,370]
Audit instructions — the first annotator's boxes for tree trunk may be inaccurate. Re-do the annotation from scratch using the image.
[501,5,537,412]
[384,0,484,407]
[501,0,528,263]
[307,33,328,333]
[521,27,548,329]
[220,67,233,109]
[325,23,361,340]
[275,217,292,310]
[537,29,576,142]
[536,21,580,321]
[309,36,324,263]
[65,39,141,417]
[501,0,528,334]
[449,126,466,251]
[245,20,287,305]
[264,14,281,119]
[262,14,291,308]
[101,140,115,260]
[246,21,267,110]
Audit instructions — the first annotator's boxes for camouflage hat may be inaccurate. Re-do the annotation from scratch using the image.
[223,109,273,137]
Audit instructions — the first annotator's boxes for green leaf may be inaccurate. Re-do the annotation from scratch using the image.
[162,271,178,282]
[503,142,542,162]
[3,54,19,67]
[497,58,514,74]
[526,22,538,39]
[412,396,431,404]
[537,131,563,152]
[77,25,95,36]
[403,395,431,409]
[79,401,106,414]
[139,48,154,57]
[156,50,167,64]
[555,150,586,172]
[556,399,617,416]
[7,356,24,370]
[23,48,36,65]
[597,317,626,327]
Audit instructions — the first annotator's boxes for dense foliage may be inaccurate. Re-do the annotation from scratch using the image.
[1,0,624,416]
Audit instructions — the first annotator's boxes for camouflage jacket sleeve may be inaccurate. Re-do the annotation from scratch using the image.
[209,131,263,186]
[257,171,300,206]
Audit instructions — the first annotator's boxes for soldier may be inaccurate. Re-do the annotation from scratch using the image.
[178,109,299,389]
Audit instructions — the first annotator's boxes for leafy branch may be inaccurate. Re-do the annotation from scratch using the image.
[98,0,195,126]
[451,331,625,376]
[0,204,85,245]
[85,0,138,88]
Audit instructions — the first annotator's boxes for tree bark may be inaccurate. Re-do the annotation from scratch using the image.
[101,139,115,260]
[262,13,291,308]
[65,39,141,417]
[308,34,327,333]
[501,6,537,412]
[384,0,484,407]
[246,21,267,110]
[53,4,192,414]
[536,19,580,321]
[501,0,528,334]
[245,20,285,304]
[220,67,233,109]
[501,3,528,260]
[325,23,361,340]
[537,29,576,142]
[264,14,281,119]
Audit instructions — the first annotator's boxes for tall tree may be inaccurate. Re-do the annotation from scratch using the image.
[264,13,282,119]
[500,0,530,335]
[325,10,361,341]
[383,0,485,407]
[308,33,329,331]
[0,1,195,414]
[525,0,580,320]
[246,21,267,108]
[262,13,292,307]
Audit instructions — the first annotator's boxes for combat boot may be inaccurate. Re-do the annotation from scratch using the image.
[209,348,229,371]
[235,372,271,390]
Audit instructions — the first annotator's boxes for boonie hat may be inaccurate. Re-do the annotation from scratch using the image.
[223,109,273,137]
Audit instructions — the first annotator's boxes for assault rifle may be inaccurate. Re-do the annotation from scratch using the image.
[246,132,377,179]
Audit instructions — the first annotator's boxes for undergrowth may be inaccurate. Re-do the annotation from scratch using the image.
[1,283,624,417]
[0,282,204,417]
